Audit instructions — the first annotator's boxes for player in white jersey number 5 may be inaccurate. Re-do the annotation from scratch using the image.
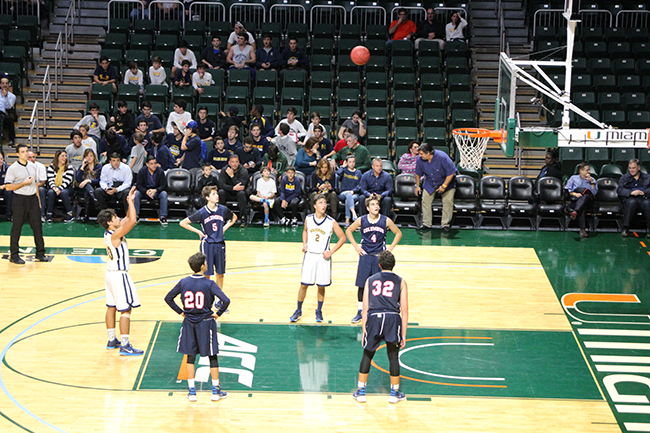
[97,186,144,356]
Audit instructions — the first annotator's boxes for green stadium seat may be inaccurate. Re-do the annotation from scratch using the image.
[365,56,386,73]
[104,33,128,52]
[337,88,361,107]
[281,87,303,106]
[86,100,110,117]
[311,38,334,56]
[338,56,360,73]
[313,23,336,38]
[445,57,469,74]
[581,27,603,41]
[171,85,193,100]
[336,106,356,124]
[365,40,386,57]
[310,87,332,107]
[391,56,413,74]
[287,23,309,40]
[366,107,389,126]
[628,110,650,129]
[253,87,276,106]
[628,27,649,43]
[602,110,626,128]
[423,127,447,147]
[118,84,140,104]
[338,39,361,56]
[421,90,445,109]
[365,72,387,91]
[394,90,416,108]
[341,24,362,40]
[586,148,610,173]
[108,18,130,37]
[394,126,419,147]
[155,34,179,50]
[366,89,388,107]
[311,54,333,72]
[366,126,389,148]
[609,42,632,60]
[394,108,418,128]
[209,21,232,36]
[571,57,588,74]
[367,144,391,160]
[338,72,361,90]
[91,83,114,106]
[201,102,221,119]
[226,86,250,108]
[585,41,607,58]
[448,74,472,92]
[151,50,174,68]
[418,56,441,74]
[184,21,207,38]
[199,85,222,104]
[593,75,617,92]
[633,42,650,59]
[282,69,306,89]
[125,49,150,65]
[256,69,276,90]
[393,73,416,91]
[590,58,611,74]
[444,40,468,58]
[422,108,447,127]
[420,73,443,91]
[613,58,636,76]
[418,40,441,58]
[450,109,476,129]
[605,27,626,42]
[228,69,251,87]
[133,19,155,35]
[576,109,601,128]
[618,75,641,93]
[261,22,282,39]
[622,93,646,110]
[613,148,636,165]
[597,92,621,110]
[366,25,387,41]
[131,34,153,51]
[573,92,597,110]
[311,71,333,89]
[571,74,592,92]
[100,48,123,66]
[185,35,204,51]
[392,40,413,57]
[160,20,182,36]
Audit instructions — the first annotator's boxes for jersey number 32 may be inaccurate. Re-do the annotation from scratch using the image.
[371,280,394,297]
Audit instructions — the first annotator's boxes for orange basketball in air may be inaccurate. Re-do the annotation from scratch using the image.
[350,46,370,65]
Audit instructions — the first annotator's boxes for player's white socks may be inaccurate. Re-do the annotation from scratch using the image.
[212,379,220,387]
[107,328,116,341]
[188,379,195,389]
[121,335,129,346]
[358,381,366,389]
[391,384,399,391]
[358,302,363,311]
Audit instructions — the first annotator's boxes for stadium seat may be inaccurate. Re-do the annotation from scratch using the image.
[367,144,390,159]
[365,40,386,57]
[394,108,418,128]
[448,74,472,92]
[311,38,334,56]
[593,75,617,92]
[628,111,650,129]
[453,175,478,228]
[394,126,419,147]
[623,93,646,111]
[256,69,277,90]
[391,56,413,74]
[423,127,447,147]
[104,33,128,52]
[422,108,447,128]
[537,177,565,230]
[166,168,192,213]
[393,90,417,108]
[282,70,306,89]
[619,75,641,93]
[602,110,626,128]
[478,176,507,229]
[418,40,441,58]
[337,88,361,107]
[420,73,443,91]
[451,109,476,129]
[159,20,181,37]
[418,56,442,74]
[365,72,387,90]
[592,177,623,232]
[146,85,169,105]
[420,90,444,109]
[393,73,416,91]
[366,125,389,148]
[613,58,636,75]
[507,176,536,230]
[365,107,389,126]
[586,147,610,173]
[131,34,153,51]
[392,173,420,226]
[597,92,621,110]
[599,163,624,180]
[366,89,388,107]
[590,58,611,75]
[338,72,361,89]
[338,39,361,57]
[228,69,251,87]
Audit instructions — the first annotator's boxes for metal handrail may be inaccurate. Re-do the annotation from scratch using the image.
[42,65,52,137]
[54,32,63,99]
[188,1,227,22]
[28,101,40,155]
[65,0,75,58]
[149,0,186,27]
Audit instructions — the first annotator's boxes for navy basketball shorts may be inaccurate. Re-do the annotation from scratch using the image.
[177,318,220,357]
[362,312,402,351]
[201,240,226,276]
[355,253,381,288]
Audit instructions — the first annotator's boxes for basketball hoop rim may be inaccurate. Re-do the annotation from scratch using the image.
[452,128,503,140]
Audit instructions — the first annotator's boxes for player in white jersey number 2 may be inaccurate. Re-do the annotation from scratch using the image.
[97,186,144,356]
[290,194,347,323]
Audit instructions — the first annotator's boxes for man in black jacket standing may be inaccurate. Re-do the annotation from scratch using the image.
[218,154,249,227]
[617,158,650,237]
[134,155,168,226]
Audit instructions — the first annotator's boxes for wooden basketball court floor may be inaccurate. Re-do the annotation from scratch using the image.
[1,222,649,433]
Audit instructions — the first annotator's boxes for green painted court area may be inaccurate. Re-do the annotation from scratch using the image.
[136,322,601,400]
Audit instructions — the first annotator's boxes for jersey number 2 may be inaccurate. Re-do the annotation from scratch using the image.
[371,280,394,297]
[184,292,205,309]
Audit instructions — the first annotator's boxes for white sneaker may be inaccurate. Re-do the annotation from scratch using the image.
[267,198,275,208]
[280,217,288,226]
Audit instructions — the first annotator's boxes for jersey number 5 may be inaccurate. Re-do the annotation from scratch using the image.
[371,280,394,297]
[184,291,205,309]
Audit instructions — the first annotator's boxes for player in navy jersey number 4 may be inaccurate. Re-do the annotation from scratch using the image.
[165,252,231,402]
[97,186,144,356]
[290,194,347,323]
[352,250,408,404]
[180,185,237,305]
[345,193,402,324]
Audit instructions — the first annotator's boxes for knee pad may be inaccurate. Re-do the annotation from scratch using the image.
[187,354,196,364]
[209,355,219,368]
[121,312,131,319]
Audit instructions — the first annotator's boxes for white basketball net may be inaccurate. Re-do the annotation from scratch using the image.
[453,129,490,171]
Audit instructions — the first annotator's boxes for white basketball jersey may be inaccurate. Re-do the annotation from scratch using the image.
[305,214,334,254]
[104,230,130,271]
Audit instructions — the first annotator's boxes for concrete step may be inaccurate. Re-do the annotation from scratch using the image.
[471,10,500,19]
[19,99,87,110]
[49,24,106,37]
[469,2,498,11]
[504,10,526,19]
[472,28,500,37]
[470,37,501,46]
[40,49,102,61]
[473,19,499,28]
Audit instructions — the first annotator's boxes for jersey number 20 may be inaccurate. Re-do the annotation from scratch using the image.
[371,280,394,297]
[184,291,205,309]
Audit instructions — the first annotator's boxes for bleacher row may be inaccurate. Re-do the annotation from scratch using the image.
[0,14,41,102]
[94,15,475,164]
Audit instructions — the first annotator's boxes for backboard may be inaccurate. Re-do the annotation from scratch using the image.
[495,53,517,158]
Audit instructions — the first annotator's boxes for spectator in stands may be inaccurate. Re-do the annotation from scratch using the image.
[310,159,337,216]
[78,124,98,154]
[192,64,214,97]
[129,131,147,175]
[304,112,328,143]
[313,125,334,162]
[276,107,306,142]
[149,131,174,171]
[250,105,274,138]
[279,38,308,80]
[194,106,215,146]
[227,34,257,83]
[195,163,219,207]
[65,130,90,171]
[262,143,287,178]
[134,155,168,226]
[337,154,362,227]
[149,56,168,86]
[566,161,597,238]
[172,40,198,77]
[92,56,118,94]
[335,134,371,172]
[207,136,231,172]
[249,166,277,227]
[338,110,367,143]
[98,129,128,162]
[225,125,242,152]
[217,106,243,138]
[256,34,280,71]
[166,122,184,161]
[177,121,204,170]
[123,61,144,96]
[130,0,151,21]
[201,35,226,70]
[250,124,269,155]
[415,143,456,233]
[272,123,298,165]
[359,157,392,216]
[397,140,420,175]
[136,101,165,135]
[129,119,151,153]
[95,152,133,214]
[276,166,301,226]
[26,151,48,221]
[45,150,75,223]
[0,151,13,220]
[236,137,262,175]
[0,76,16,147]
[166,98,192,134]
[537,149,562,180]
[156,1,179,20]
[415,8,446,51]
[174,60,193,88]
[617,158,650,238]
[227,22,257,52]
[76,148,102,223]
[75,102,107,141]
[334,127,353,153]
[295,137,320,177]
[111,100,136,140]
[446,11,468,42]
[218,154,249,227]
[388,8,416,48]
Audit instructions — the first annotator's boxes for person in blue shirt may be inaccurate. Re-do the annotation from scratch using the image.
[135,101,165,135]
[91,56,117,94]
[164,252,231,402]
[180,120,204,170]
[250,105,275,138]
[414,143,457,232]
[256,34,280,70]
[134,155,168,226]
[206,136,231,172]
[617,158,650,238]
[359,158,393,217]
[149,131,174,171]
[276,166,302,226]
[250,124,270,155]
[279,37,308,80]
[201,35,226,70]
[566,161,598,238]
[295,137,320,177]
[224,125,242,152]
[337,154,362,226]
[235,137,262,175]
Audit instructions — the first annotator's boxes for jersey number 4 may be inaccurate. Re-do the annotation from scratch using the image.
[184,291,205,309]
[371,280,394,297]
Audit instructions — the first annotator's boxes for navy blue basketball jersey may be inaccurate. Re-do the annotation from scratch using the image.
[164,275,230,323]
[188,204,233,243]
[360,214,387,255]
[367,271,402,314]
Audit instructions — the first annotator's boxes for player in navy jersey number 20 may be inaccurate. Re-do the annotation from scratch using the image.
[345,193,402,324]
[352,250,408,404]
[165,252,231,402]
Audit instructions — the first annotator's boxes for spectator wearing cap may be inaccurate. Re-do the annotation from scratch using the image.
[218,105,243,138]
[178,120,204,170]
[166,98,193,135]
[172,40,198,77]
[227,22,256,52]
